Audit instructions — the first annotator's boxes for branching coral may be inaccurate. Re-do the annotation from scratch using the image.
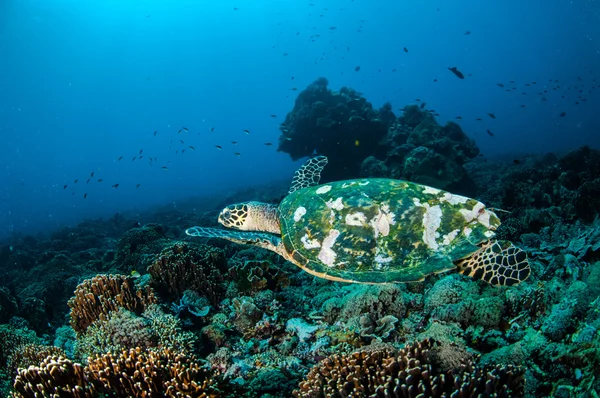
[294,339,524,398]
[12,348,218,398]
[86,347,216,397]
[67,274,158,334]
[148,242,227,306]
[12,356,92,398]
[7,344,66,380]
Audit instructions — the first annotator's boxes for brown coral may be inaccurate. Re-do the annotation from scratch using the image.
[7,344,66,379]
[13,356,93,398]
[68,274,158,334]
[148,242,227,305]
[229,260,290,293]
[294,339,524,398]
[86,347,216,398]
[13,348,218,398]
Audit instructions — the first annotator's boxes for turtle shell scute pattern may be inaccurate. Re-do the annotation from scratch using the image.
[278,178,500,283]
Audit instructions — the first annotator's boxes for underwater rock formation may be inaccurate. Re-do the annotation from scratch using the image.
[371,105,479,190]
[471,146,600,239]
[278,79,479,189]
[278,77,392,182]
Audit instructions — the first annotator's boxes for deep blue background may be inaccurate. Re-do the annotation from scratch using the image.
[0,0,598,239]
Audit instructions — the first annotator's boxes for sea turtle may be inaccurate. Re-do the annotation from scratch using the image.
[186,156,530,286]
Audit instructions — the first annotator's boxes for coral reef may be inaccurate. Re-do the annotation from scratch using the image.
[294,339,524,397]
[68,274,158,334]
[114,223,169,273]
[12,347,218,398]
[378,106,480,190]
[2,78,600,397]
[278,77,392,181]
[148,242,227,306]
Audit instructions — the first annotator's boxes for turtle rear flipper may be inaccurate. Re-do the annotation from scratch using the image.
[288,156,328,194]
[456,240,530,286]
[186,227,285,256]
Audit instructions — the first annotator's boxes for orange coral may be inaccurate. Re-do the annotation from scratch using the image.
[13,348,218,398]
[13,356,93,398]
[68,274,158,334]
[294,339,524,398]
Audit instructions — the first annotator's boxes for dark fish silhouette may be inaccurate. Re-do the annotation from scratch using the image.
[154,131,157,136]
[456,116,462,120]
[448,67,464,79]
[265,142,273,146]
[270,114,277,118]
[74,179,78,184]
[136,184,141,188]
[139,149,143,154]
[513,159,521,164]
[118,156,123,161]
[63,185,67,190]
[90,172,94,177]
[234,152,241,157]
[211,127,215,132]
[215,145,222,150]
[488,113,496,119]
[243,129,250,135]
[486,129,494,137]
[84,193,87,199]
[420,102,426,109]
[403,47,408,53]
[355,66,361,71]
[231,141,238,145]
[476,118,482,121]
[112,184,119,189]
[497,83,504,87]
[559,112,566,117]
[463,30,471,35]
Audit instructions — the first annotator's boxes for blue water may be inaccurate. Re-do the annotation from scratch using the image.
[0,0,598,239]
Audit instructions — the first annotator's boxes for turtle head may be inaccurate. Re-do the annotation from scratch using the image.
[218,203,252,230]
[218,201,281,234]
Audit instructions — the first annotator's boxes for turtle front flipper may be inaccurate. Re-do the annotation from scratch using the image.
[186,227,286,257]
[288,156,328,194]
[456,240,530,286]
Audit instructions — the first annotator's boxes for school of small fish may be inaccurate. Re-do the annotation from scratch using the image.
[61,122,277,200]
[59,7,597,199]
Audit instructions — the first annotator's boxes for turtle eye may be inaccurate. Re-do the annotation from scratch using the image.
[222,209,231,219]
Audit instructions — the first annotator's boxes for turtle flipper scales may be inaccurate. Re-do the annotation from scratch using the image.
[186,227,284,255]
[288,156,328,194]
[456,240,530,286]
